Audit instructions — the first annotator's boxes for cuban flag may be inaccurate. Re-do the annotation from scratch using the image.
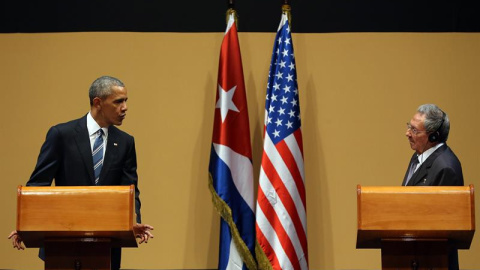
[256,12,309,270]
[208,12,257,270]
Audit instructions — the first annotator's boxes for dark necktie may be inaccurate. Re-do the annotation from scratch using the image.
[404,157,419,186]
[92,129,104,185]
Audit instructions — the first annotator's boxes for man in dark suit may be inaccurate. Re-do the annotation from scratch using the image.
[8,76,154,270]
[403,103,463,270]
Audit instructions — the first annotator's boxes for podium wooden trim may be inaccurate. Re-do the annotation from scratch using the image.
[16,185,138,270]
[356,185,475,270]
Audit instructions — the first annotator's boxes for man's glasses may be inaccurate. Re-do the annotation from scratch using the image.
[406,123,427,135]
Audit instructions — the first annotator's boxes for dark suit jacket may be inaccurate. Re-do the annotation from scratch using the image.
[402,144,463,270]
[26,115,142,269]
[403,144,463,187]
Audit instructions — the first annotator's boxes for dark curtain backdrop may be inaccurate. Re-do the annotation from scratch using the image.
[1,0,479,33]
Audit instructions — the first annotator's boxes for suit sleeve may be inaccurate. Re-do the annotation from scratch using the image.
[121,136,142,223]
[26,126,61,186]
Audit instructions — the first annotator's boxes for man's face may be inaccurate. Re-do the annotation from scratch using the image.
[97,86,128,127]
[406,112,430,154]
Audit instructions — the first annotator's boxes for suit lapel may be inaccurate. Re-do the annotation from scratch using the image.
[402,154,417,186]
[74,116,96,184]
[408,164,428,185]
[99,126,119,183]
[408,144,447,186]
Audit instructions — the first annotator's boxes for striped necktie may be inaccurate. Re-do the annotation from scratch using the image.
[92,129,104,185]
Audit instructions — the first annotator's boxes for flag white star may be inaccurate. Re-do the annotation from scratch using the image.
[291,98,298,107]
[289,62,295,70]
[271,94,278,102]
[282,49,289,57]
[278,107,286,115]
[273,83,281,91]
[279,60,287,68]
[275,118,283,126]
[273,130,280,137]
[283,85,291,93]
[285,38,291,45]
[288,109,296,118]
[275,71,283,79]
[280,96,288,104]
[286,74,294,82]
[269,105,275,113]
[216,84,239,123]
[286,121,293,129]
[267,116,272,124]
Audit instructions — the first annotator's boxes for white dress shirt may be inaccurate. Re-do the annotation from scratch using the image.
[413,142,444,172]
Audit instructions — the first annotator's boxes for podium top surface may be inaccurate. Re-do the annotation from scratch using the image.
[17,185,137,248]
[356,185,475,249]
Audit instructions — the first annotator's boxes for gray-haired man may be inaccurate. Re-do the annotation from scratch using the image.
[403,103,463,270]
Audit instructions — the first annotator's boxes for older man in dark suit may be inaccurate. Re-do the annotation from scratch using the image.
[8,76,154,270]
[403,103,463,270]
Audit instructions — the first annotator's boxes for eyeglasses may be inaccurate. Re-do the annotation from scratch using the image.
[406,123,427,135]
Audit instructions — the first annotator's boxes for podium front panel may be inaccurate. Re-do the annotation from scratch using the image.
[17,185,137,247]
[356,185,475,249]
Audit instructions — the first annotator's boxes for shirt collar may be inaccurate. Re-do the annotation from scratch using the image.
[87,112,108,137]
[416,142,444,165]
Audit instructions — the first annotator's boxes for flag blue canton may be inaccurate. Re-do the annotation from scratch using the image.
[265,18,301,145]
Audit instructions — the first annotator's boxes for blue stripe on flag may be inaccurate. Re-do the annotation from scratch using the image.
[219,219,232,270]
[209,146,256,255]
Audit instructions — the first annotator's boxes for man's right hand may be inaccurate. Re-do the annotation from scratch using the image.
[7,230,25,250]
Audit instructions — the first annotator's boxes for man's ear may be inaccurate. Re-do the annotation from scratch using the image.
[92,97,102,109]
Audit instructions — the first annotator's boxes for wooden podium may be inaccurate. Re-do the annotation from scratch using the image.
[16,185,138,270]
[356,185,475,270]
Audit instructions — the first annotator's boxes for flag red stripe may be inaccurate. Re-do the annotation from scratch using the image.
[275,139,306,208]
[262,149,307,241]
[256,223,282,270]
[261,151,308,264]
[272,141,308,262]
[293,129,304,158]
[257,187,301,270]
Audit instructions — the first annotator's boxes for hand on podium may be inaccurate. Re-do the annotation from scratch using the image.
[7,230,24,250]
[133,223,154,244]
[8,224,153,249]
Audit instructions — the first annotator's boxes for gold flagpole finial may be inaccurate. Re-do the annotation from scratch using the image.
[282,1,292,27]
[226,8,238,27]
[226,0,238,27]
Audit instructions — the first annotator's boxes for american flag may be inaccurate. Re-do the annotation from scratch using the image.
[208,13,257,270]
[256,12,309,270]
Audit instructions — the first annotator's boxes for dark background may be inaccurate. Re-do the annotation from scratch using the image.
[1,0,479,33]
